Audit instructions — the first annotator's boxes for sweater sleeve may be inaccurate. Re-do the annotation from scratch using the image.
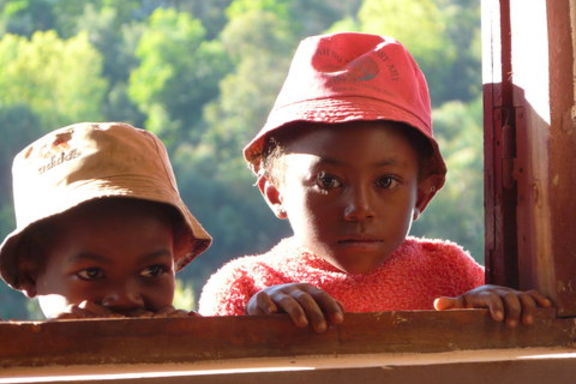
[198,258,258,316]
[430,240,485,296]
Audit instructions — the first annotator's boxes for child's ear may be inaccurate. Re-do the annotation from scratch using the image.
[18,274,38,298]
[414,175,441,219]
[20,281,38,298]
[257,175,287,219]
[16,259,39,298]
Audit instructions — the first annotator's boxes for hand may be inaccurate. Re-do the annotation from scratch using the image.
[153,306,200,318]
[55,302,199,319]
[247,283,344,333]
[433,284,552,327]
[55,301,126,319]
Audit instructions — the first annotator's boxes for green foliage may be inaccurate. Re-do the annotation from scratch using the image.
[168,0,235,40]
[173,279,196,311]
[128,8,231,148]
[412,97,484,261]
[0,0,483,318]
[0,0,56,36]
[0,30,107,130]
[226,0,290,19]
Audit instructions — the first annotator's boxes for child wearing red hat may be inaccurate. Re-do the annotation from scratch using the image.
[0,122,212,319]
[198,32,550,332]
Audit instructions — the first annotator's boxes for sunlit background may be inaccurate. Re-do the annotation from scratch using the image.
[0,0,483,319]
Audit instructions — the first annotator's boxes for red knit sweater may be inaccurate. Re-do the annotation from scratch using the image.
[198,236,485,316]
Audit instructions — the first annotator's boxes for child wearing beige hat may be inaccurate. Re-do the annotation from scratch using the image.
[0,122,211,319]
[199,32,550,332]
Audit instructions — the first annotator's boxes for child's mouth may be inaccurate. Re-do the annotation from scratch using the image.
[337,238,383,245]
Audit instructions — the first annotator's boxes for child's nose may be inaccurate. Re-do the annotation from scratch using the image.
[101,282,145,313]
[343,186,376,221]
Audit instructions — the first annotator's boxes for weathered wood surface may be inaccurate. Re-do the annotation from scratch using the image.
[0,309,573,368]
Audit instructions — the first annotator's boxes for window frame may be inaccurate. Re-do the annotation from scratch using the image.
[482,0,576,315]
[2,0,576,380]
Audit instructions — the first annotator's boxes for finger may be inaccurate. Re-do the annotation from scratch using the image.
[273,293,308,328]
[155,309,189,318]
[461,293,504,322]
[433,296,464,311]
[526,290,552,308]
[291,290,328,333]
[257,291,279,314]
[127,308,155,318]
[482,294,505,322]
[154,306,190,318]
[518,292,537,325]
[501,292,522,327]
[68,306,92,319]
[308,288,344,325]
[155,305,177,315]
[79,301,116,316]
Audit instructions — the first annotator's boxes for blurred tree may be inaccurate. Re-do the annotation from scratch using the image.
[0,30,107,131]
[128,7,231,149]
[71,3,145,124]
[0,104,39,202]
[0,104,40,320]
[0,0,56,36]
[412,97,484,262]
[438,0,482,101]
[166,0,235,40]
[0,0,484,316]
[173,278,196,311]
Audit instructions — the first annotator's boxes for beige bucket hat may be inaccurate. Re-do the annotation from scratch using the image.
[0,122,211,289]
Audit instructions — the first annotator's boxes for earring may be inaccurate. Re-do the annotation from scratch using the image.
[412,208,421,221]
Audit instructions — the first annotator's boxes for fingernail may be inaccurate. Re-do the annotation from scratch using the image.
[494,311,504,321]
[507,319,517,328]
[315,323,327,333]
[524,315,533,325]
[334,313,344,323]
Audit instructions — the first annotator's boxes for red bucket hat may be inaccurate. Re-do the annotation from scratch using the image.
[243,32,446,190]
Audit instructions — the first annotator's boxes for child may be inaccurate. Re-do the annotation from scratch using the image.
[198,32,550,332]
[0,122,212,319]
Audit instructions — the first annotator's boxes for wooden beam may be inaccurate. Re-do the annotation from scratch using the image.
[0,309,573,369]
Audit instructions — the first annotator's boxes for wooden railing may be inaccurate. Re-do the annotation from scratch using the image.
[1,308,575,383]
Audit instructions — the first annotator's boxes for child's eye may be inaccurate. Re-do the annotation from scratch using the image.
[316,171,342,190]
[77,268,105,281]
[375,176,398,189]
[140,264,169,278]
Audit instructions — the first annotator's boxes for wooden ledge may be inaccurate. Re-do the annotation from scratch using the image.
[0,308,573,369]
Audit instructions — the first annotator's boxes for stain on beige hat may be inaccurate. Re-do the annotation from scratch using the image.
[0,122,211,289]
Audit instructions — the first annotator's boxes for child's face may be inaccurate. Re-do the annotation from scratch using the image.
[27,201,177,318]
[262,122,430,274]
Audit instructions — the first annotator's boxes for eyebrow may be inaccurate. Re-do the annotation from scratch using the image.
[69,252,112,265]
[137,250,173,264]
[317,157,399,167]
[68,250,172,265]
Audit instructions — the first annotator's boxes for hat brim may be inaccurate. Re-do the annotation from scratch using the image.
[0,176,211,289]
[244,96,447,187]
